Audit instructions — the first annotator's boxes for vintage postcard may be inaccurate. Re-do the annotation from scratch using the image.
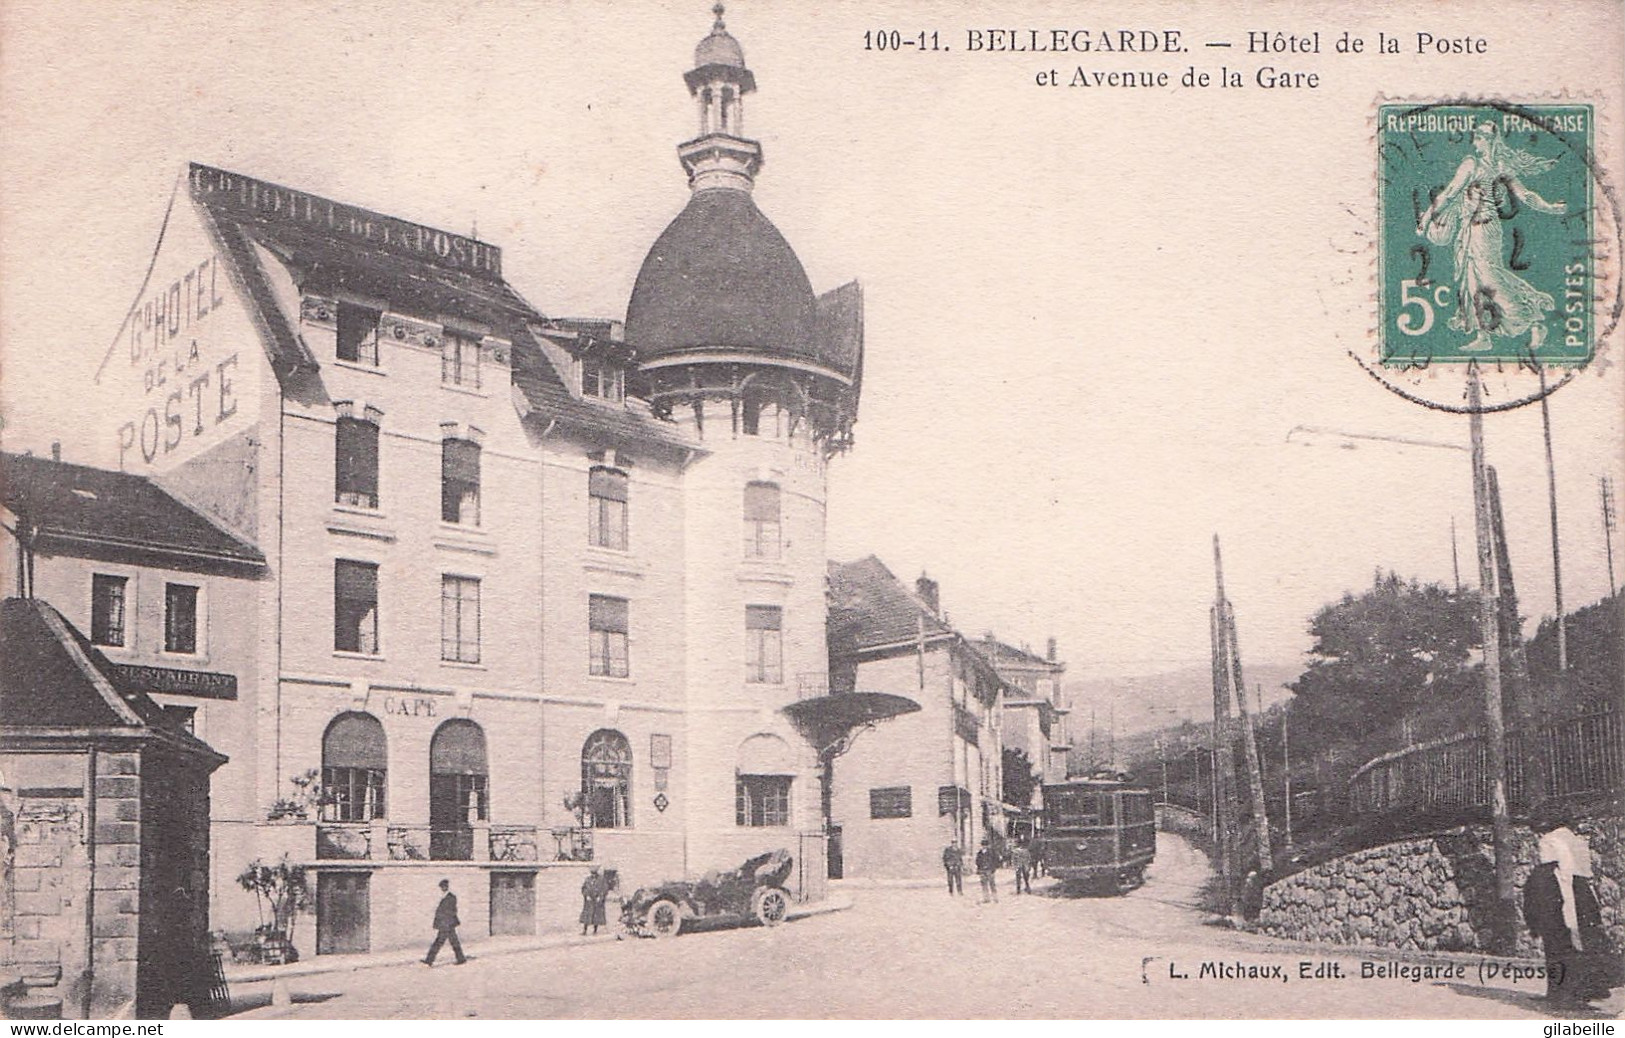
[1,0,1621,1025]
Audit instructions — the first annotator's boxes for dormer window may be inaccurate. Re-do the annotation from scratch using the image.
[336,303,381,366]
[582,358,624,402]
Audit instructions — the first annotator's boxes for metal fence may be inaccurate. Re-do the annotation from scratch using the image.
[1348,706,1623,816]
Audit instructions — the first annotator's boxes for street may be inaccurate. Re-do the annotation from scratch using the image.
[238,834,1614,1019]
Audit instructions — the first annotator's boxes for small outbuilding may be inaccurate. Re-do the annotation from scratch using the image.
[1,598,227,1018]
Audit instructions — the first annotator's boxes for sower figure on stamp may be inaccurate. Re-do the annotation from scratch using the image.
[975,838,998,904]
[942,843,963,896]
[424,878,467,966]
[1011,841,1033,895]
[580,864,609,935]
[1415,120,1567,353]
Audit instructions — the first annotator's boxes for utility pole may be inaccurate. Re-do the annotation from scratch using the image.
[1208,535,1245,914]
[1451,516,1462,592]
[1538,372,1567,672]
[1282,704,1293,849]
[1469,368,1515,953]
[1603,476,1618,595]
[1488,465,1543,808]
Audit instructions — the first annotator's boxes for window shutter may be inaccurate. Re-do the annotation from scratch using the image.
[743,482,780,521]
[442,438,481,484]
[589,595,629,633]
[589,467,628,502]
[745,605,782,631]
[337,418,379,495]
[335,560,378,600]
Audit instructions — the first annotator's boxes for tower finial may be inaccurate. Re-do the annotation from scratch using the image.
[712,2,725,31]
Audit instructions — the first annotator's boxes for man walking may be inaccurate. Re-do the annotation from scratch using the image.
[975,838,998,904]
[1012,841,1033,895]
[424,878,467,966]
[941,843,964,896]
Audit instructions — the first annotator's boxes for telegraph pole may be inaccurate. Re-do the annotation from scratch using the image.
[1538,371,1567,672]
[1209,535,1244,914]
[1469,369,1515,952]
[1282,704,1293,849]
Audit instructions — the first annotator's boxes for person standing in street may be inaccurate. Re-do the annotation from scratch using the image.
[941,843,964,896]
[423,878,467,966]
[1523,826,1582,1005]
[1012,841,1033,895]
[580,865,609,935]
[975,838,998,904]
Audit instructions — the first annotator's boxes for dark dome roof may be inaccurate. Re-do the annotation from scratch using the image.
[626,189,821,364]
[695,28,745,69]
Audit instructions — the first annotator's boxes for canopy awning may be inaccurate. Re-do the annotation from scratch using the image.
[781,691,920,756]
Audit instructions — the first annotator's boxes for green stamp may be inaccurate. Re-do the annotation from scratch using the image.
[1379,102,1594,367]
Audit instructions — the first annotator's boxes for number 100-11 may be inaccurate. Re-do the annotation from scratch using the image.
[864,30,943,51]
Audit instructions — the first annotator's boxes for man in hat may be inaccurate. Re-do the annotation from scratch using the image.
[974,837,999,904]
[580,865,609,936]
[424,878,467,966]
[941,843,964,896]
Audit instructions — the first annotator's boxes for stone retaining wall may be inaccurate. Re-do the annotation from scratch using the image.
[1259,817,1624,957]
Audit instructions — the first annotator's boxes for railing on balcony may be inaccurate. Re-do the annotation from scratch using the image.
[316,823,373,861]
[383,824,476,861]
[549,826,594,862]
[489,825,540,862]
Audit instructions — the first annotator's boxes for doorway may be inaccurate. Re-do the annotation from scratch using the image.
[316,871,371,955]
[489,871,535,936]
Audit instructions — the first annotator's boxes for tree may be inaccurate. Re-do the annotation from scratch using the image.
[1002,747,1041,809]
[1289,572,1481,757]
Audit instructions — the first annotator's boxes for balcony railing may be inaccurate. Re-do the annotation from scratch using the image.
[316,823,373,861]
[315,823,546,863]
[489,825,540,862]
[549,826,594,862]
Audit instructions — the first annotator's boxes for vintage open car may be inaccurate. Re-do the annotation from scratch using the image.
[621,849,794,938]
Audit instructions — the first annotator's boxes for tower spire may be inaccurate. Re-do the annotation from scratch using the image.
[679,4,762,192]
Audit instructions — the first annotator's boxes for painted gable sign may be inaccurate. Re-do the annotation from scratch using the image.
[99,179,263,472]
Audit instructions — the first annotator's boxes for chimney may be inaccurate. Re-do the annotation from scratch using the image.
[50,441,61,462]
[1047,637,1058,662]
[915,573,940,615]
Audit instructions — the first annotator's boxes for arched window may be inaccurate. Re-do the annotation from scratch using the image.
[743,482,781,559]
[321,712,386,822]
[581,729,632,829]
[430,719,487,860]
[735,733,793,828]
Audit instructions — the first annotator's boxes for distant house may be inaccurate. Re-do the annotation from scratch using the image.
[978,635,1070,786]
[826,557,1012,879]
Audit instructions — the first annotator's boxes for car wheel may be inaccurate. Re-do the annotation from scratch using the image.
[752,886,789,927]
[646,898,683,938]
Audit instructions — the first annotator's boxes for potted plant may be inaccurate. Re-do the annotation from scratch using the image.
[267,769,329,822]
[236,856,311,964]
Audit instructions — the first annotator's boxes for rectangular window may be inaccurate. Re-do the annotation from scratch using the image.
[334,560,380,655]
[335,417,380,509]
[869,786,913,819]
[735,775,791,827]
[440,576,481,664]
[743,482,781,559]
[588,467,629,550]
[581,359,624,402]
[745,605,783,684]
[90,574,128,647]
[441,333,481,389]
[335,303,380,366]
[588,595,629,678]
[441,439,481,525]
[322,766,386,822]
[163,583,199,654]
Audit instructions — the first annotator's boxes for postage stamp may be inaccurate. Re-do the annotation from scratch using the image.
[1378,102,1596,368]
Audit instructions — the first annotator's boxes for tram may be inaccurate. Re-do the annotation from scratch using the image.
[1035,771,1156,892]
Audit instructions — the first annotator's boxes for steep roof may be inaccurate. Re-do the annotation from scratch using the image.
[0,598,225,764]
[979,635,1064,672]
[1,452,264,573]
[187,163,692,454]
[827,555,953,652]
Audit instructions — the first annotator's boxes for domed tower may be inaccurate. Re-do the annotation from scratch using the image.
[626,5,862,874]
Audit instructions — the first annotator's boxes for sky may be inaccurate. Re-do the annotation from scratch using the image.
[3,0,1622,687]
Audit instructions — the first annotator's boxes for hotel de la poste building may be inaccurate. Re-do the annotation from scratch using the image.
[0,8,1064,977]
